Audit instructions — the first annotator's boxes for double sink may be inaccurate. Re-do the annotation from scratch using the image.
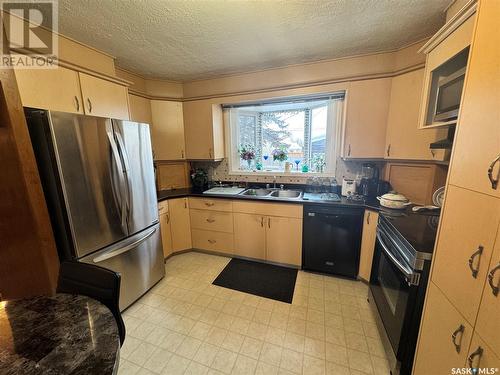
[240,188,302,199]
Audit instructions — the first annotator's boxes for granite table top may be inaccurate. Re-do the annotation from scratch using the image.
[0,293,120,375]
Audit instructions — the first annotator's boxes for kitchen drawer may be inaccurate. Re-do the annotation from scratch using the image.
[192,229,233,254]
[158,200,169,214]
[190,209,234,233]
[232,200,303,218]
[189,197,233,212]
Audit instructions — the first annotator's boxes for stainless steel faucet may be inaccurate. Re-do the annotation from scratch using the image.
[273,176,277,189]
[280,184,285,190]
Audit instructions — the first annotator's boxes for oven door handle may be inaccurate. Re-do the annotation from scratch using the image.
[377,231,416,283]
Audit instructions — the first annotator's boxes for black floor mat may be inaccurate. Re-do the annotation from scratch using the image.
[212,258,298,303]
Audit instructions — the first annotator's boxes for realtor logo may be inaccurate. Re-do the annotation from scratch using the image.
[0,0,58,68]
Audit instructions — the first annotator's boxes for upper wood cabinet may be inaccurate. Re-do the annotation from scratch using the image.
[358,210,378,281]
[128,94,152,124]
[431,185,500,325]
[150,100,186,161]
[183,100,224,160]
[418,12,475,128]
[448,1,500,199]
[14,66,83,114]
[342,77,391,159]
[385,69,449,161]
[413,282,473,375]
[78,73,129,120]
[169,197,192,252]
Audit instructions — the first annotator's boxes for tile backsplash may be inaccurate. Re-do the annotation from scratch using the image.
[191,158,385,185]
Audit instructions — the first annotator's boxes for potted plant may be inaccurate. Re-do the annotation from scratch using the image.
[239,144,256,170]
[272,145,288,169]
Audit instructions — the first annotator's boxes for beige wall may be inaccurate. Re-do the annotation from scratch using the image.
[182,40,427,100]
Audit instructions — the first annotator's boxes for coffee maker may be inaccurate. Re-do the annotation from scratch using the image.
[359,163,380,199]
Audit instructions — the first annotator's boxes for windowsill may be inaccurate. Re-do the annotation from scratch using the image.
[228,170,335,178]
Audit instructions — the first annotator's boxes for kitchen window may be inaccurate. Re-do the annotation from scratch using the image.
[224,95,344,175]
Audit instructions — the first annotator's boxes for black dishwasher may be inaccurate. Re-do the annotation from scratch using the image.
[303,205,364,278]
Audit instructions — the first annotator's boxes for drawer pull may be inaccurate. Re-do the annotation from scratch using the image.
[487,262,500,296]
[204,202,215,207]
[208,239,216,244]
[468,246,484,278]
[487,154,500,190]
[451,324,465,353]
[467,346,483,369]
[206,218,216,223]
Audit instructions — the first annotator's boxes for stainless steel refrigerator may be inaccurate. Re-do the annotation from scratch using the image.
[26,109,165,310]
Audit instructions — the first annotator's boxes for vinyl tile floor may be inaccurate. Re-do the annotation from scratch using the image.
[118,252,390,375]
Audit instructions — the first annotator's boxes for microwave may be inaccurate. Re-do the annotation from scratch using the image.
[433,67,466,122]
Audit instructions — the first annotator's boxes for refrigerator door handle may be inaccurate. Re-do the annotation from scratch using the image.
[106,127,128,232]
[93,227,157,263]
[114,130,132,224]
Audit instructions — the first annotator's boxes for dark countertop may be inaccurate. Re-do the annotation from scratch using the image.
[0,293,120,375]
[157,188,382,211]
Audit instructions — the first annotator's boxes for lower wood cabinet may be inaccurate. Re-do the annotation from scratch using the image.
[168,198,192,252]
[414,282,474,375]
[158,201,172,258]
[233,213,266,259]
[266,216,302,266]
[466,332,500,371]
[233,211,302,267]
[358,210,378,281]
[191,229,233,254]
[475,222,500,357]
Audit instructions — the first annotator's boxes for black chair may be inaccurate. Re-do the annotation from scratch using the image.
[57,261,126,346]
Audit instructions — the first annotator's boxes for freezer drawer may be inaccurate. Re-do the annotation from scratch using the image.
[80,224,165,310]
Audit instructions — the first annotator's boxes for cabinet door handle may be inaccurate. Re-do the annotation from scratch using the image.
[348,144,351,157]
[268,217,271,228]
[487,154,500,190]
[74,96,80,111]
[206,218,215,223]
[87,98,92,113]
[468,246,484,278]
[181,150,184,159]
[208,239,216,244]
[184,199,187,209]
[467,346,483,369]
[204,202,215,207]
[367,212,370,225]
[166,213,170,224]
[451,324,465,353]
[208,148,212,158]
[487,262,500,296]
[387,144,391,157]
[261,217,264,227]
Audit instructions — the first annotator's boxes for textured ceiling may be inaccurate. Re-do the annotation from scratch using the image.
[57,0,449,81]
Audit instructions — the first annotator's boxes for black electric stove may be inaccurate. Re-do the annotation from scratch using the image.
[369,208,440,375]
